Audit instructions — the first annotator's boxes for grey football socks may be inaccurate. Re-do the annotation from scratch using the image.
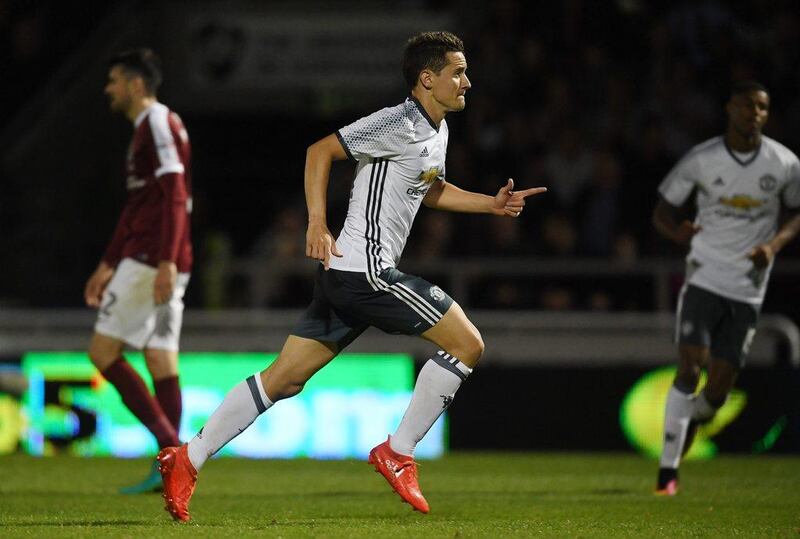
[187,374,272,470]
[390,351,472,456]
[659,384,694,469]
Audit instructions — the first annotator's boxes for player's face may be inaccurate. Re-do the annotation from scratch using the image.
[727,90,769,138]
[431,52,470,112]
[104,66,133,113]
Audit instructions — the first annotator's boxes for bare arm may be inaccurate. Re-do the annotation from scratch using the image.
[749,209,800,268]
[424,178,546,217]
[652,197,700,246]
[304,134,348,269]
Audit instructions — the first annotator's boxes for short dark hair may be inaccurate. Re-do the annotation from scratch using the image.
[109,48,163,95]
[729,80,768,100]
[402,31,464,90]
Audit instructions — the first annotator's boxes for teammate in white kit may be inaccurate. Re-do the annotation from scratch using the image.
[653,81,800,495]
[156,31,545,521]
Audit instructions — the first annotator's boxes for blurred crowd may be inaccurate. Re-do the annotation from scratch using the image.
[439,0,800,259]
[0,1,112,126]
[246,0,800,310]
[3,0,800,311]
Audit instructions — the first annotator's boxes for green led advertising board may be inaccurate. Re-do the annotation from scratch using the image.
[20,352,445,459]
[619,366,746,459]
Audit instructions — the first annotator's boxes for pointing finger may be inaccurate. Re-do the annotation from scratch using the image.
[516,187,547,198]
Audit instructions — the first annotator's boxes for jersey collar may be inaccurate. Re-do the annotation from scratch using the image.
[723,137,761,167]
[133,102,158,128]
[409,96,440,132]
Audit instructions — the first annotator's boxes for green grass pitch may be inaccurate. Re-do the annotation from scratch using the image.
[1,453,798,537]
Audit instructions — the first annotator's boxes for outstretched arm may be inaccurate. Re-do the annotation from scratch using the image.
[305,134,348,269]
[652,196,700,246]
[424,178,546,217]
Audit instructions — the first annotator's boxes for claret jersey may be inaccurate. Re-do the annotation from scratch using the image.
[659,135,800,304]
[103,102,193,272]
[332,97,448,274]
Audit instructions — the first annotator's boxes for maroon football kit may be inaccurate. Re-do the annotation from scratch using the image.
[103,102,192,272]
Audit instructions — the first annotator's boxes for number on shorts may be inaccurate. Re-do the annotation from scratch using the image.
[100,291,117,317]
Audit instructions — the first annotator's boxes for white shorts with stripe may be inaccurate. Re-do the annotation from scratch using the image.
[94,257,190,351]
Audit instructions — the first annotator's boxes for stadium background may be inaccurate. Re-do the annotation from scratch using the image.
[1,0,799,457]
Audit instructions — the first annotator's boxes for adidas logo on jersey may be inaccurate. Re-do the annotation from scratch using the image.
[713,177,724,186]
[419,146,429,157]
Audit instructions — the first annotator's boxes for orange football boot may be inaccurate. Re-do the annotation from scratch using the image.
[157,445,197,522]
[368,437,430,513]
[655,467,679,496]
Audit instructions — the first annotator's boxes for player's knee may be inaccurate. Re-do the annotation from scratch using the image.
[88,345,117,371]
[473,333,485,361]
[144,353,160,371]
[265,378,305,402]
[680,349,705,365]
[457,331,485,366]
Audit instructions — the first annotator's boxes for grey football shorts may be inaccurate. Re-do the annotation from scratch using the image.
[292,265,454,351]
[675,284,760,369]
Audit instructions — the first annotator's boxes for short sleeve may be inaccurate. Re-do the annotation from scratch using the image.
[782,155,800,209]
[658,152,698,206]
[336,106,411,161]
[148,107,185,178]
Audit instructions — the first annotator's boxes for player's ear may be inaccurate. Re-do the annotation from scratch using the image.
[130,75,147,97]
[419,69,434,91]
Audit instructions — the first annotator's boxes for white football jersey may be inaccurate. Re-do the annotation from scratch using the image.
[331,97,448,273]
[659,135,800,304]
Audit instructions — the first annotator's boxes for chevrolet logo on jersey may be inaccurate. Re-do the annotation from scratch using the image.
[417,166,443,184]
[719,194,764,210]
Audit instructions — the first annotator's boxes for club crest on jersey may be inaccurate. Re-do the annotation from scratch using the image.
[719,194,763,210]
[429,286,446,301]
[759,174,777,192]
[417,166,443,184]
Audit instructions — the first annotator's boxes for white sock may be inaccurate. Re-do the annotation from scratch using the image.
[390,351,472,457]
[187,374,272,470]
[692,391,719,422]
[659,385,694,469]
